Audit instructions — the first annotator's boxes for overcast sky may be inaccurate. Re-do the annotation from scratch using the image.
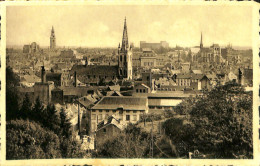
[6,5,252,48]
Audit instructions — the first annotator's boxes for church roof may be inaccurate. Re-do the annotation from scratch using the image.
[70,65,119,76]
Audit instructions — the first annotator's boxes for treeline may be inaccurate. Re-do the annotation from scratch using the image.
[6,67,86,159]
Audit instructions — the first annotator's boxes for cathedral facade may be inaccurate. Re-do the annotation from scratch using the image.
[193,33,223,63]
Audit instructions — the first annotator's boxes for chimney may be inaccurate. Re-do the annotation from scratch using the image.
[74,71,77,87]
[41,66,46,83]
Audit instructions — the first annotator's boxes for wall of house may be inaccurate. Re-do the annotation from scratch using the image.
[34,83,54,104]
[96,125,121,145]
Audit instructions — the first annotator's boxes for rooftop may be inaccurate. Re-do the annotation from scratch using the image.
[91,96,148,111]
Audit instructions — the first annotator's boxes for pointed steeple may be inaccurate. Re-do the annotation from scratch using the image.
[51,26,55,38]
[200,32,203,49]
[121,17,128,50]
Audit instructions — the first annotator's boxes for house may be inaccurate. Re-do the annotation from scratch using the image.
[95,115,126,144]
[175,73,210,90]
[89,96,148,133]
[134,83,151,93]
[20,74,41,87]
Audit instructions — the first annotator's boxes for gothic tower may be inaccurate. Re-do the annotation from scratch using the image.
[50,26,56,50]
[118,17,132,80]
[200,32,203,49]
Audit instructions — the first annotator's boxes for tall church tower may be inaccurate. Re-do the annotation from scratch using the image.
[118,17,132,80]
[50,26,56,50]
[200,32,203,49]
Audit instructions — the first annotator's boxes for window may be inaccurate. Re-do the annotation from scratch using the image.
[126,115,130,121]
[98,114,102,120]
[92,114,96,120]
[103,128,106,133]
[120,55,122,61]
[136,89,138,93]
[92,110,96,112]
[142,89,146,93]
[106,110,109,112]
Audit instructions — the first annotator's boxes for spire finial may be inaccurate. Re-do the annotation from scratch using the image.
[121,17,128,50]
[200,31,203,49]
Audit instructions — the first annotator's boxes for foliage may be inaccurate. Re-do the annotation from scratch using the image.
[60,107,72,138]
[6,68,86,159]
[94,124,150,158]
[6,67,20,120]
[6,119,61,159]
[163,82,253,159]
[162,118,195,157]
[60,137,86,158]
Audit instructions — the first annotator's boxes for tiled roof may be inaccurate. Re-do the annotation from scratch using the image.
[21,75,41,83]
[176,73,207,80]
[70,65,118,76]
[91,96,148,111]
[61,87,90,96]
[96,115,126,131]
[78,95,97,108]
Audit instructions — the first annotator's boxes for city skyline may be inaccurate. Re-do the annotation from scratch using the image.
[7,5,252,48]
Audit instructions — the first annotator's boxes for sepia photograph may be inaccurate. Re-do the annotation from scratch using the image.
[3,2,258,164]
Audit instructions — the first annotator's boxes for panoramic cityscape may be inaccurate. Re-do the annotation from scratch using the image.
[5,5,253,159]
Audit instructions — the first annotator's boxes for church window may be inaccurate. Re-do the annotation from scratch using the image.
[120,55,122,62]
[124,55,127,62]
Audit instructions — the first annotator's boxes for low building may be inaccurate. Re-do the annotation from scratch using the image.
[96,115,126,145]
[134,84,151,93]
[175,73,210,90]
[89,96,148,133]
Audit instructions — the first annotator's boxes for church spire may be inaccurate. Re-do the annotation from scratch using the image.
[121,17,128,50]
[51,26,55,37]
[50,26,56,50]
[200,32,203,49]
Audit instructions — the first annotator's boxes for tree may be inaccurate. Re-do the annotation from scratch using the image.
[6,119,62,159]
[163,82,253,159]
[45,104,61,135]
[60,107,72,138]
[95,124,150,158]
[6,67,20,120]
[189,82,253,158]
[162,118,195,157]
[19,93,32,119]
[31,97,45,123]
[60,137,86,158]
